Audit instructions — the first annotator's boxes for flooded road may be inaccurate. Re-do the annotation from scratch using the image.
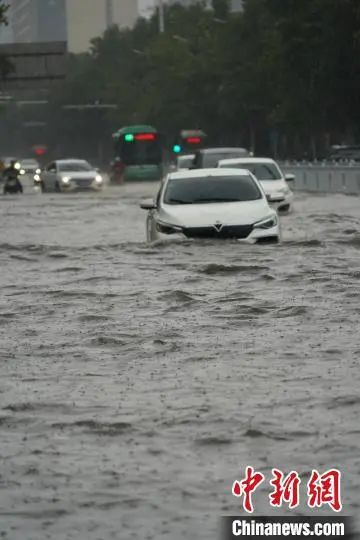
[0,182,360,539]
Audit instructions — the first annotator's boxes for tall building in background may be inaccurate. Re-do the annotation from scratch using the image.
[140,0,243,17]
[66,0,139,53]
[10,0,67,43]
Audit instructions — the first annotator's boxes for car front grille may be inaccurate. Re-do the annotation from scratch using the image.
[182,224,253,239]
[73,177,93,188]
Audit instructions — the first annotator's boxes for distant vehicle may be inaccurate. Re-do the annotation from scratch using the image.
[176,154,195,170]
[326,145,360,162]
[112,125,163,182]
[20,158,41,175]
[191,147,250,169]
[172,129,207,155]
[218,157,295,213]
[140,168,280,244]
[36,159,104,193]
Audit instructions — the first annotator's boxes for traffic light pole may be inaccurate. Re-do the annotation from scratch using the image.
[159,0,165,33]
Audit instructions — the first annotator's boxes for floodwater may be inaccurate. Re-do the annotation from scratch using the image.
[0,180,359,539]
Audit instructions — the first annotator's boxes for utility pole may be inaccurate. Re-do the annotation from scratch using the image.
[159,0,165,33]
[105,0,113,28]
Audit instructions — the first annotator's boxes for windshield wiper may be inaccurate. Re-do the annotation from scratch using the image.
[167,199,193,204]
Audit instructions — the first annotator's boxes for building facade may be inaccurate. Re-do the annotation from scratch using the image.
[139,0,242,17]
[10,0,67,43]
[66,0,139,53]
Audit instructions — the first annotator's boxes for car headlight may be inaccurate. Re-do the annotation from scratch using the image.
[61,176,70,184]
[267,188,289,199]
[34,174,41,182]
[20,169,25,175]
[95,174,103,184]
[36,168,41,174]
[14,162,21,170]
[156,220,183,234]
[254,214,278,229]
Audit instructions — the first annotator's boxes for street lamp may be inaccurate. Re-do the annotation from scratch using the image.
[159,0,165,33]
[132,48,146,56]
[172,34,189,44]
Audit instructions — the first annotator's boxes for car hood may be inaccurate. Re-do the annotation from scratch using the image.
[159,199,272,227]
[259,179,288,193]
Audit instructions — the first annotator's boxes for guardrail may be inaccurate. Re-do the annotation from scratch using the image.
[280,161,360,194]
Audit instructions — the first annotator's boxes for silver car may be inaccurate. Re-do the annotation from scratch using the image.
[37,159,104,192]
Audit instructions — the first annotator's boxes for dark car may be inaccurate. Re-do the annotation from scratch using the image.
[191,147,250,169]
[327,145,360,162]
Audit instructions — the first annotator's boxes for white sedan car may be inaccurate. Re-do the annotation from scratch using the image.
[218,157,294,213]
[140,168,281,244]
[36,159,104,192]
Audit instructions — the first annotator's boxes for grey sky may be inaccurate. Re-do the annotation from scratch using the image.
[138,0,155,17]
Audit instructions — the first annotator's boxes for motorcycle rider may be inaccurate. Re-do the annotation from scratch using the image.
[110,156,125,184]
[2,160,23,194]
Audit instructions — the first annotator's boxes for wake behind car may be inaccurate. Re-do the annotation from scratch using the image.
[140,168,280,244]
[218,157,294,213]
[36,159,104,192]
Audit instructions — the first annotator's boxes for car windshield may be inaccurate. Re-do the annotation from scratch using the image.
[58,161,92,172]
[164,175,262,205]
[203,151,248,168]
[221,162,282,180]
[21,159,38,167]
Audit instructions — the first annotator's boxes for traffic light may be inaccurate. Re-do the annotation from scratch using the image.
[172,144,182,154]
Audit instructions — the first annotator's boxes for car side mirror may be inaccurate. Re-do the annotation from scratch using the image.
[285,173,295,182]
[140,199,157,210]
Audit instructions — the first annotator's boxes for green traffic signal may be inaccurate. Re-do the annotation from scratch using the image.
[124,134,134,142]
[173,144,182,153]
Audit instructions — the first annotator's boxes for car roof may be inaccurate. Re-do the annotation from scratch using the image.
[169,168,253,180]
[178,154,195,160]
[200,147,248,154]
[218,157,276,165]
[56,159,89,164]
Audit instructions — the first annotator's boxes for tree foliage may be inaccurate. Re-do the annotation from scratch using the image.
[48,0,360,159]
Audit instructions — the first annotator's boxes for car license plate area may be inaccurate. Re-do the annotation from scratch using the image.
[74,178,93,188]
[183,225,253,239]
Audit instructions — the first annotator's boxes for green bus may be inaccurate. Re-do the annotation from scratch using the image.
[112,125,163,182]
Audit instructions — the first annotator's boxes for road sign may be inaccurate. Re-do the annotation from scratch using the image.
[0,41,67,93]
